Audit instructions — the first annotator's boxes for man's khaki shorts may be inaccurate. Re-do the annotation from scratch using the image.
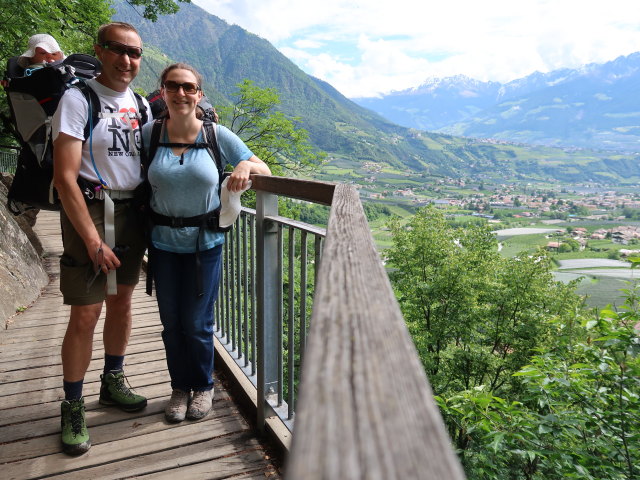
[59,201,146,305]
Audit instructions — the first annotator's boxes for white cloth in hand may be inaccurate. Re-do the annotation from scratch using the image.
[219,176,252,228]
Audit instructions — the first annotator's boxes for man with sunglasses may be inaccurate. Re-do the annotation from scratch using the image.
[52,21,151,455]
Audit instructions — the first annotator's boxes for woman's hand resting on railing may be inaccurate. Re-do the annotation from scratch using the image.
[226,155,271,192]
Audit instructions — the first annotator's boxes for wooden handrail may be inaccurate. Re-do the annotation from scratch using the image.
[251,175,335,206]
[285,184,466,479]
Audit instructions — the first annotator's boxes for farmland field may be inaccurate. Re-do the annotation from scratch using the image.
[497,228,637,308]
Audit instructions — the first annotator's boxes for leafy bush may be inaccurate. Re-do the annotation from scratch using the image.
[388,206,639,478]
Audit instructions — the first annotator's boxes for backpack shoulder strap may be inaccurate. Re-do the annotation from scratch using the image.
[202,120,225,179]
[73,80,101,142]
[4,57,24,80]
[143,118,164,170]
[133,91,149,127]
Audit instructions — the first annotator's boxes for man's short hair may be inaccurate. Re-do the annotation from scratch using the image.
[96,22,140,45]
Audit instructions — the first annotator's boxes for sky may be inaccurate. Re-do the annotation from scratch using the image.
[192,0,640,98]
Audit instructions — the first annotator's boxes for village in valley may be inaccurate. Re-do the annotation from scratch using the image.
[349,171,640,308]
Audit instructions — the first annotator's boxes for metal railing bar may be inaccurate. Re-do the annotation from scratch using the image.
[314,236,322,290]
[230,226,237,351]
[224,232,230,343]
[287,226,296,420]
[242,215,250,367]
[250,214,257,376]
[277,223,284,407]
[299,231,308,365]
[264,215,327,237]
[235,216,242,356]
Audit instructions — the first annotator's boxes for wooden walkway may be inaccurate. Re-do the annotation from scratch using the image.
[0,211,280,480]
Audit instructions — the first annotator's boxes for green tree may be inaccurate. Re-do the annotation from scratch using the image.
[570,204,590,216]
[557,243,572,253]
[438,287,639,480]
[217,79,325,175]
[124,0,191,22]
[1,0,108,143]
[0,0,189,144]
[386,206,580,397]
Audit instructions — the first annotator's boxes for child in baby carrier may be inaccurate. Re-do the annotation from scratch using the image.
[2,37,102,214]
[17,34,66,71]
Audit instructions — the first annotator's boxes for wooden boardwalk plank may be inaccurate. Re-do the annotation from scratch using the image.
[0,211,281,479]
[43,431,264,480]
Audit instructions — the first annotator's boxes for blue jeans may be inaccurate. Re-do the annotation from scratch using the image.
[152,245,222,392]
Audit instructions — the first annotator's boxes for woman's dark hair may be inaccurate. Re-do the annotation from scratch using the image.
[160,63,203,87]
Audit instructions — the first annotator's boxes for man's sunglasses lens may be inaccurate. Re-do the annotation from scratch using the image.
[102,41,143,59]
[163,81,200,94]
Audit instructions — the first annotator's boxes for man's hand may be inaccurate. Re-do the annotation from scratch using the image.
[88,239,121,274]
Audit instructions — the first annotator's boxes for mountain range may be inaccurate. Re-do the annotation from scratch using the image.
[113,1,640,186]
[353,55,640,153]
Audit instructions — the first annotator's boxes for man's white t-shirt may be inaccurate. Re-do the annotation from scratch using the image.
[52,78,151,190]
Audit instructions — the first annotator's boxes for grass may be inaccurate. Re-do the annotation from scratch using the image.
[575,275,631,309]
[499,233,551,257]
[497,232,633,308]
[553,250,616,260]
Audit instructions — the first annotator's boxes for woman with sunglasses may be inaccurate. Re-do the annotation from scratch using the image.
[142,63,271,422]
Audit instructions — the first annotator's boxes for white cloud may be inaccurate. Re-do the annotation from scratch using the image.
[293,39,324,49]
[193,0,640,97]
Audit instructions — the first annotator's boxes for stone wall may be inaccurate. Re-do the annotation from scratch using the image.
[0,174,49,327]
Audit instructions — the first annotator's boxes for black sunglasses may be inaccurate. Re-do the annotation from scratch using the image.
[101,40,143,59]
[163,81,201,95]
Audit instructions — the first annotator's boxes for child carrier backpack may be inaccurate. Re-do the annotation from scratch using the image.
[3,54,148,214]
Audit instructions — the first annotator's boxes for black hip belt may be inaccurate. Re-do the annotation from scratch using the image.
[150,208,231,232]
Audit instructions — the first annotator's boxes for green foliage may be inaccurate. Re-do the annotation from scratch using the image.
[0,0,112,144]
[0,0,110,59]
[623,207,640,220]
[363,202,393,222]
[126,0,190,22]
[437,291,640,479]
[386,206,581,397]
[608,249,622,260]
[569,204,590,216]
[295,203,330,226]
[218,80,326,175]
[0,0,185,143]
[292,201,393,226]
[385,206,639,478]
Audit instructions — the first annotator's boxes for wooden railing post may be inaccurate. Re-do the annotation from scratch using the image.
[256,190,280,431]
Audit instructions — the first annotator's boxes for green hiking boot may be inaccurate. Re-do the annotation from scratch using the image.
[61,398,91,455]
[99,369,147,412]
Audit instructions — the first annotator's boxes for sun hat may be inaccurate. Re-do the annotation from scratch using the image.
[17,34,65,68]
[218,176,252,228]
